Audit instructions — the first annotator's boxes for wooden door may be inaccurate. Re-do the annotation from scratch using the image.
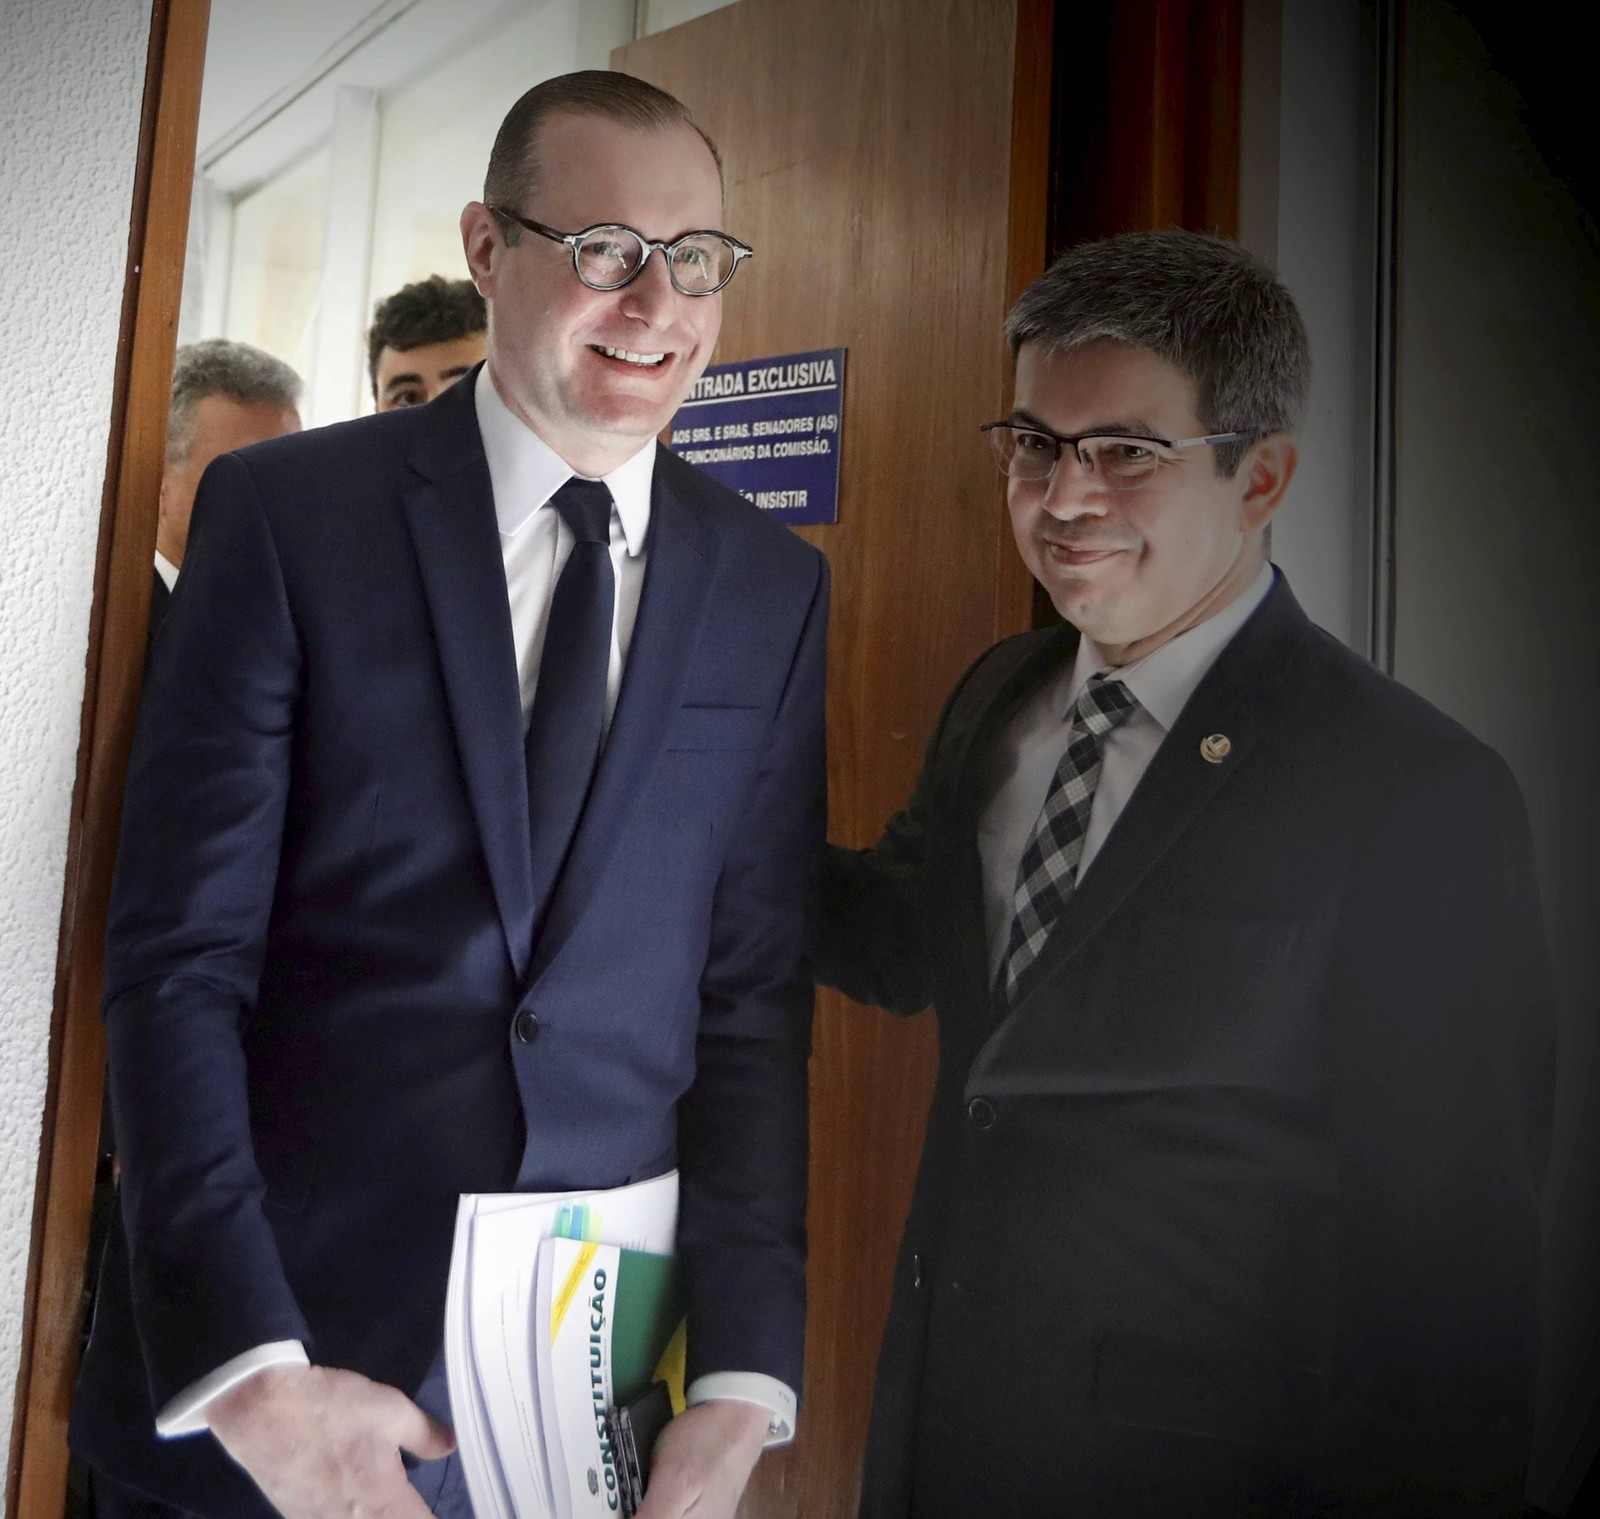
[7,3,209,1513]
[614,2,1237,1515]
[615,4,1049,1514]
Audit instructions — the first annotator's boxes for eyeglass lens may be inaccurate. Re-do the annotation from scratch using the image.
[989,428,1162,490]
[574,226,738,294]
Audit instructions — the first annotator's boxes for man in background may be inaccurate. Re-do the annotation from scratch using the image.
[817,230,1553,1517]
[367,273,487,411]
[152,339,302,636]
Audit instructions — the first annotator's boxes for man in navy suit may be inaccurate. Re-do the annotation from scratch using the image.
[817,232,1552,1515]
[73,71,826,1519]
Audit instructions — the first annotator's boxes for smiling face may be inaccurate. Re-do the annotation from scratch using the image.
[1006,339,1295,665]
[460,111,725,475]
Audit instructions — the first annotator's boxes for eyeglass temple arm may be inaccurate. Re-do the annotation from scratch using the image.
[980,422,1259,448]
[1167,431,1261,450]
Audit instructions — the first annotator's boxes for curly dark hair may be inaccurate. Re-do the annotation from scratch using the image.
[366,276,487,400]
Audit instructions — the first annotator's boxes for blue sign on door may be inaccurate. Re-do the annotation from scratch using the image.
[667,347,845,526]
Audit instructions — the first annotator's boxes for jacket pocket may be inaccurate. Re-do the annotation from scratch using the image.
[665,704,766,752]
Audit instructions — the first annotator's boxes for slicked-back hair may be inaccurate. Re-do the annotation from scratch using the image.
[483,69,721,242]
[1005,230,1311,475]
[367,275,487,397]
[166,339,303,467]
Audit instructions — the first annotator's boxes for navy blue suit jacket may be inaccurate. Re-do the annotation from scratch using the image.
[72,373,828,1511]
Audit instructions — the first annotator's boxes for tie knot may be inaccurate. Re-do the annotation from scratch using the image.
[1073,674,1138,735]
[551,477,614,545]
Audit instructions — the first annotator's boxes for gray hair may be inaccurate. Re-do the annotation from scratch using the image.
[167,339,303,466]
[484,70,721,243]
[1005,230,1311,475]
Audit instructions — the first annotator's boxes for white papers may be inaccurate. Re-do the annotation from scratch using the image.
[445,1173,679,1519]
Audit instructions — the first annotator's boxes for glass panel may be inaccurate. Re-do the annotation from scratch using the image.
[223,145,330,386]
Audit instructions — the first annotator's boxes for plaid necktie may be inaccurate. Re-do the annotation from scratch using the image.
[997,673,1140,1006]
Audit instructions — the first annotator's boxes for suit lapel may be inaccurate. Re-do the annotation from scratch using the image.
[523,452,719,988]
[400,377,535,980]
[936,625,1082,1013]
[995,574,1313,1028]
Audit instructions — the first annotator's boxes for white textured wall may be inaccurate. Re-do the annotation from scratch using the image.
[0,0,151,1486]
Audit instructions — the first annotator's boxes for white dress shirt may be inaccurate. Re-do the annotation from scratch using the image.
[153,550,179,592]
[978,562,1275,982]
[156,366,796,1444]
[475,366,653,729]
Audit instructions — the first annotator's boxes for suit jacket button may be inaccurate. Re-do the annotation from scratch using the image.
[967,1096,997,1130]
[912,1252,924,1289]
[513,1010,540,1044]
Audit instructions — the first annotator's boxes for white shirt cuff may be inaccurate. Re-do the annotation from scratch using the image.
[154,1340,310,1437]
[685,1372,797,1447]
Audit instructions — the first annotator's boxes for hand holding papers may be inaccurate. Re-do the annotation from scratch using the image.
[445,1173,685,1519]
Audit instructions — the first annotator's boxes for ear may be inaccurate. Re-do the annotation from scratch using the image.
[459,202,500,297]
[156,461,176,523]
[1238,432,1297,532]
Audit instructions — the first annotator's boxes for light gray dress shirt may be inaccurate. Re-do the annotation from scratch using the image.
[978,563,1275,983]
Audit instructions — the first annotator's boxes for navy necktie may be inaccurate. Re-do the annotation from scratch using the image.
[525,477,616,919]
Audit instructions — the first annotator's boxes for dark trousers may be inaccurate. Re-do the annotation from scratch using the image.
[409,1343,475,1518]
[90,1455,472,1519]
[89,1472,198,1519]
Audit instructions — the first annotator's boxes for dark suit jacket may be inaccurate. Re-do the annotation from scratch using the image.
[146,567,170,646]
[817,573,1552,1518]
[72,373,828,1512]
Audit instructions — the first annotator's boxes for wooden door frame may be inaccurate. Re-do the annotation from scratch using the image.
[6,1,211,1512]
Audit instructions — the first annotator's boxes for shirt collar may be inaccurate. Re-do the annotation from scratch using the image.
[1060,560,1276,731]
[473,364,653,555]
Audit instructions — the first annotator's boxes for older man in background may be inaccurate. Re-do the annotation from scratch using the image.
[152,339,302,634]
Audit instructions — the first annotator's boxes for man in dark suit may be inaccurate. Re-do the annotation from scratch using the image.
[73,71,825,1519]
[77,336,302,1409]
[816,231,1553,1517]
[150,339,303,640]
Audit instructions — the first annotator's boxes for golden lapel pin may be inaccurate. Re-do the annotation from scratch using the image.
[1200,733,1232,764]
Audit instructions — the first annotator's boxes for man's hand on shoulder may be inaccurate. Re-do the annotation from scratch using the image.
[206,1363,452,1518]
[634,1399,771,1519]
